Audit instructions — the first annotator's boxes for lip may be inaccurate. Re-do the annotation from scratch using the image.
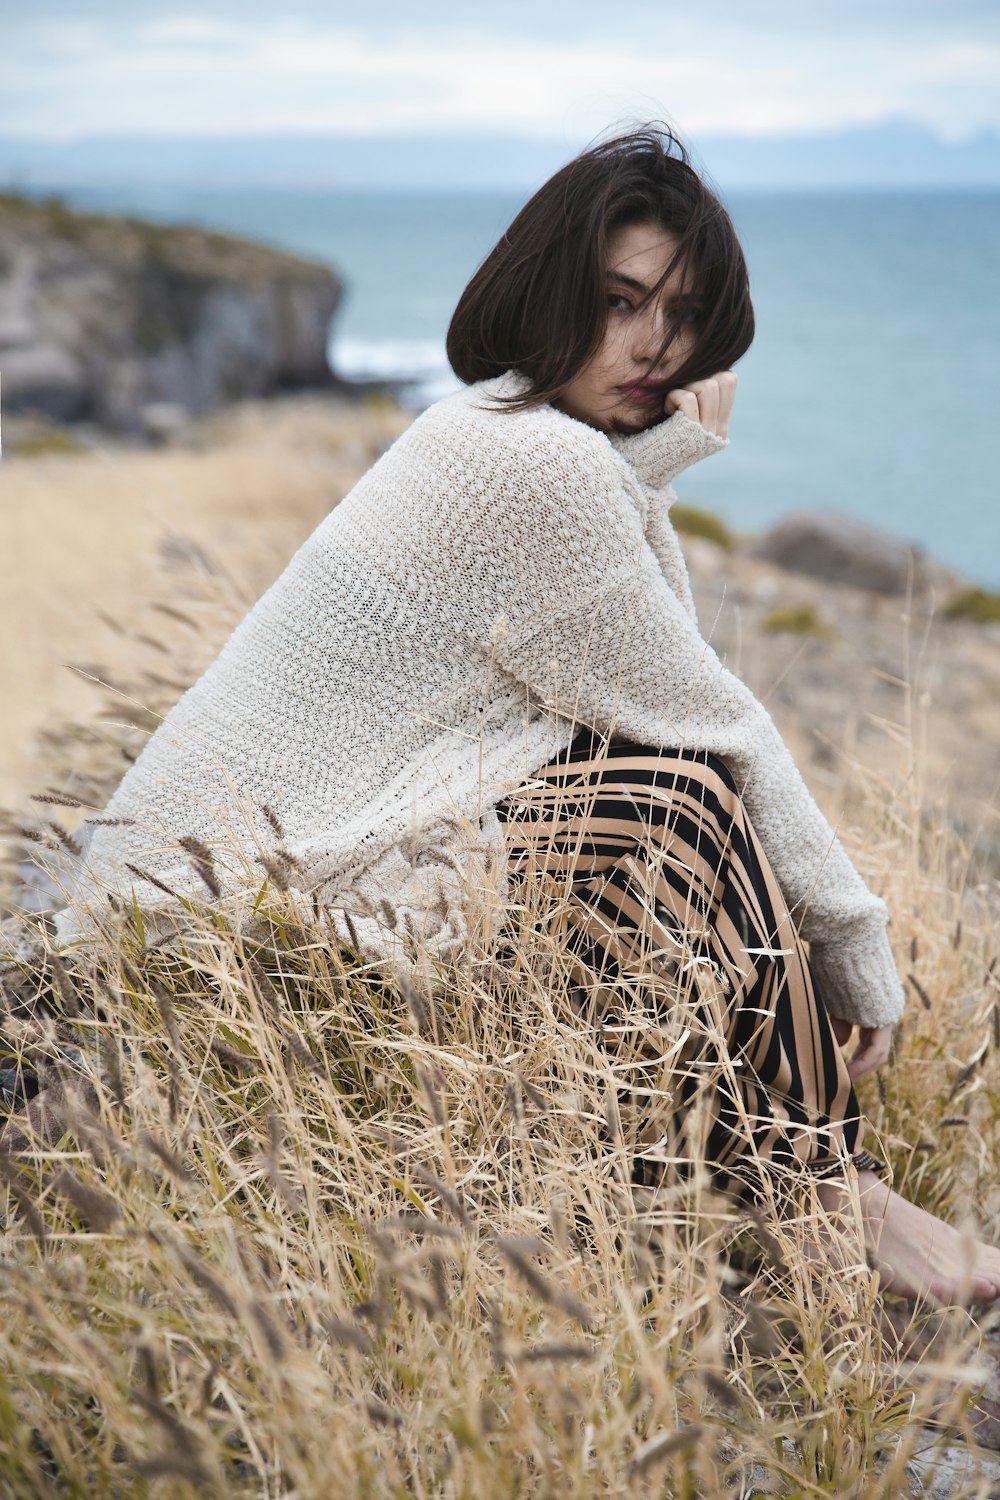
[617,379,668,401]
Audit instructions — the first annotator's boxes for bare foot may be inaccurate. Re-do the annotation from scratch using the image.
[817,1170,1000,1306]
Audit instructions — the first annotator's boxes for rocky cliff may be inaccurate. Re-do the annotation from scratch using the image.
[0,194,342,435]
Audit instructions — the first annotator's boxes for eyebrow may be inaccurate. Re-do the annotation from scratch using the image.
[607,270,650,294]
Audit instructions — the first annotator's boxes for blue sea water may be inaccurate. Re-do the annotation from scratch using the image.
[43,183,1000,586]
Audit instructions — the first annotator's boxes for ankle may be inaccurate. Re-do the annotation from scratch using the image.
[815,1167,888,1219]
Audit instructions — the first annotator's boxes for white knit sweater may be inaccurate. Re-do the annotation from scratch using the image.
[58,371,905,1027]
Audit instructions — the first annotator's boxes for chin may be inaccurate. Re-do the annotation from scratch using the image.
[608,406,668,436]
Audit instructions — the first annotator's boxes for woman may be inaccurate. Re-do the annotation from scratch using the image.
[50,127,1000,1304]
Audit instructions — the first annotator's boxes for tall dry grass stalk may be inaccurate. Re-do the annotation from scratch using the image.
[1,571,999,1498]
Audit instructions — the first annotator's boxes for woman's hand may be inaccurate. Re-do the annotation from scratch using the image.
[665,371,738,439]
[829,1016,894,1082]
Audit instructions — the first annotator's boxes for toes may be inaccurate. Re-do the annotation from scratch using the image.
[970,1275,1000,1305]
[973,1258,1000,1300]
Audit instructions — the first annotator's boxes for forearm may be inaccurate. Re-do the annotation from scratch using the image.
[492,548,904,1028]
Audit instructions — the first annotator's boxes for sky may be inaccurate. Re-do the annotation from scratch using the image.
[2,1,1000,147]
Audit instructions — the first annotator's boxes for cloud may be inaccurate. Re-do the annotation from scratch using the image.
[141,17,236,44]
[2,15,1000,142]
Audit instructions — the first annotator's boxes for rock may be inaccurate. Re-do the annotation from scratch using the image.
[0,193,342,435]
[139,401,191,446]
[0,244,40,344]
[0,342,88,421]
[906,1440,1000,1498]
[750,509,925,595]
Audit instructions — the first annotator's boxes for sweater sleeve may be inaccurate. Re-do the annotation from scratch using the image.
[488,533,904,1030]
[607,408,730,491]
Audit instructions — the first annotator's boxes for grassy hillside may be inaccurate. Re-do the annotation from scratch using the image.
[1,399,999,1496]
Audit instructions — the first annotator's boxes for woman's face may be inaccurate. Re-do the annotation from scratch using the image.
[554,220,702,434]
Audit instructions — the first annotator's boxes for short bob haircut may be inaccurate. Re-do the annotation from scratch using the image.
[447,124,754,412]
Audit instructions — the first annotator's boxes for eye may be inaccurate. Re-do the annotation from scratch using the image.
[607,292,633,312]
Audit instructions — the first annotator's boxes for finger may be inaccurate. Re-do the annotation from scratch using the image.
[846,1036,873,1079]
[689,371,737,439]
[846,1034,873,1082]
[695,378,719,438]
[847,1035,891,1082]
[685,377,721,435]
[714,370,738,440]
[665,388,700,422]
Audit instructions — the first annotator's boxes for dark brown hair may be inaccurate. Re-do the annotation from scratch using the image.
[446,124,754,410]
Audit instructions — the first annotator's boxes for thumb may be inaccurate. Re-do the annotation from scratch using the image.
[829,1015,854,1049]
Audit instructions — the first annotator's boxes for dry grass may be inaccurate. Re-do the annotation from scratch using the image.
[0,394,410,809]
[1,417,1000,1497]
[2,750,1000,1499]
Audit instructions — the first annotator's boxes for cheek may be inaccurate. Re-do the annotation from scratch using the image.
[675,329,698,367]
[593,329,630,378]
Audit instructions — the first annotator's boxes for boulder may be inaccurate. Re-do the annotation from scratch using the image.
[751,509,925,595]
[138,401,192,446]
[0,342,88,421]
[0,193,342,435]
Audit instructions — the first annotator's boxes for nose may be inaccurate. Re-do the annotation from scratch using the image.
[631,300,686,370]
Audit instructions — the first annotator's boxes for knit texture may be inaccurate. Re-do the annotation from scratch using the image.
[57,371,905,1027]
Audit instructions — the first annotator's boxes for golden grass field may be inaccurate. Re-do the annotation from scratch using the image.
[1,396,1000,1497]
[0,396,411,810]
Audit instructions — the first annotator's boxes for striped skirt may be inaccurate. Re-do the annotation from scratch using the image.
[494,728,881,1202]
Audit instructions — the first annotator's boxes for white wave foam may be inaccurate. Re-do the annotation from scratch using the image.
[328,336,459,408]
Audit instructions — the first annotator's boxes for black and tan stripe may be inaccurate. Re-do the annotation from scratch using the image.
[495,727,877,1201]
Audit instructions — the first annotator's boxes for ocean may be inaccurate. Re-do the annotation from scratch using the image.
[39,182,1000,587]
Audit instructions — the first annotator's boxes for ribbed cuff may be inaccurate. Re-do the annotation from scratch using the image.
[809,926,906,1029]
[608,410,729,490]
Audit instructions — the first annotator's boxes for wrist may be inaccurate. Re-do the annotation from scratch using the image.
[607,409,728,490]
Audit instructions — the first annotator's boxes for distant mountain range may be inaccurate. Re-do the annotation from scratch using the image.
[2,120,999,194]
